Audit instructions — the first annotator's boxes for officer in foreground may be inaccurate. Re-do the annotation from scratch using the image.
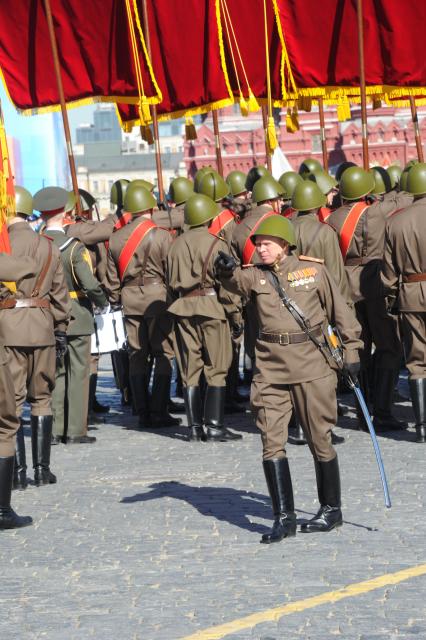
[215,215,362,543]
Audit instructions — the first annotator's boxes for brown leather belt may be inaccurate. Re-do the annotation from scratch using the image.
[259,326,322,345]
[0,298,50,309]
[123,275,162,287]
[402,273,426,283]
[181,287,217,298]
[345,256,381,266]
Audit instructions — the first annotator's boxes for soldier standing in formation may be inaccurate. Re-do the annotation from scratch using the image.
[0,187,70,488]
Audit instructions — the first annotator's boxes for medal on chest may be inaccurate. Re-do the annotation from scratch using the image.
[287,267,317,288]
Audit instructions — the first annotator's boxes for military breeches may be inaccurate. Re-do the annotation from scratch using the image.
[250,374,337,462]
[355,298,401,370]
[52,335,91,438]
[124,314,174,377]
[401,312,426,379]
[0,347,19,457]
[174,316,232,387]
[5,346,56,416]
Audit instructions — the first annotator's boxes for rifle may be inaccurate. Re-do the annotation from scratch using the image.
[266,269,391,509]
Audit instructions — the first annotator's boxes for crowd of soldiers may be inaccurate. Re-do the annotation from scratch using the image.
[0,155,425,545]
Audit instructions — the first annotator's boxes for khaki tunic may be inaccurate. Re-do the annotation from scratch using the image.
[328,200,401,369]
[221,255,362,461]
[167,226,241,386]
[0,221,70,416]
[153,205,184,234]
[0,253,39,456]
[105,214,175,376]
[65,213,117,244]
[383,190,414,214]
[382,197,426,378]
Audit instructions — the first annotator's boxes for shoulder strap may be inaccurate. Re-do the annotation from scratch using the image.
[117,219,157,281]
[317,207,331,223]
[208,209,235,237]
[31,237,52,297]
[282,206,297,220]
[338,202,370,261]
[139,227,157,285]
[201,236,221,289]
[241,210,275,265]
[59,237,76,252]
[113,212,132,230]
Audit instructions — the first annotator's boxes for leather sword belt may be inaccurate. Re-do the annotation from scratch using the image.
[402,273,426,283]
[122,275,162,287]
[181,287,217,298]
[344,256,381,266]
[259,326,323,345]
[0,298,50,309]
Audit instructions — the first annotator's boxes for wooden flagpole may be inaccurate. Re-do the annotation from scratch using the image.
[356,0,369,169]
[261,105,272,172]
[212,110,224,176]
[409,96,424,162]
[318,97,328,171]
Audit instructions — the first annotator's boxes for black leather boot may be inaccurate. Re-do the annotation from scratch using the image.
[183,386,206,442]
[88,374,108,424]
[288,417,307,445]
[373,369,407,431]
[261,458,296,544]
[31,415,57,486]
[13,421,27,490]
[409,378,426,443]
[0,457,32,529]
[204,386,242,441]
[331,430,345,445]
[150,374,182,427]
[130,375,151,428]
[300,457,343,532]
[91,373,110,414]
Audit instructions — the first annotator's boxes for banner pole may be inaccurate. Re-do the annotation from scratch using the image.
[141,0,164,202]
[409,96,424,162]
[212,110,224,176]
[43,0,82,215]
[318,97,328,171]
[356,0,369,170]
[261,105,272,172]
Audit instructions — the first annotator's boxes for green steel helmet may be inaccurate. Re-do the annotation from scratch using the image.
[406,162,426,196]
[226,170,247,197]
[168,177,194,205]
[245,165,271,191]
[292,180,326,211]
[194,166,215,192]
[387,165,402,189]
[339,166,374,201]
[130,178,155,192]
[278,171,303,199]
[252,214,296,247]
[307,170,337,195]
[252,177,285,204]
[196,171,230,202]
[65,188,96,214]
[370,167,392,195]
[184,194,219,227]
[14,186,33,217]
[124,184,157,214]
[298,158,323,178]
[405,159,419,170]
[335,161,356,182]
[110,179,130,206]
[399,166,412,192]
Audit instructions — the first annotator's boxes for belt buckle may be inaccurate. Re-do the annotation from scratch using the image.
[279,333,289,345]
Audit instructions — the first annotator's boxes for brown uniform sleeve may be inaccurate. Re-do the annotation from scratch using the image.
[318,266,362,365]
[219,265,256,300]
[321,226,352,304]
[66,215,115,244]
[380,224,399,298]
[72,243,108,308]
[49,248,71,332]
[104,248,122,306]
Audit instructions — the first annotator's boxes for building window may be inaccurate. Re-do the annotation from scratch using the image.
[93,180,99,192]
[311,134,321,152]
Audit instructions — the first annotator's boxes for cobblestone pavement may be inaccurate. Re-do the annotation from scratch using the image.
[2,357,425,640]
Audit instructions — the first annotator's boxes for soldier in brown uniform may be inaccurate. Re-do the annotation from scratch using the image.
[0,187,70,488]
[382,163,426,443]
[327,167,404,432]
[152,177,192,235]
[215,215,362,543]
[195,171,238,247]
[105,184,180,429]
[0,252,38,529]
[167,194,243,442]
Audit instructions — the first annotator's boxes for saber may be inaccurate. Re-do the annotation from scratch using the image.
[348,378,392,508]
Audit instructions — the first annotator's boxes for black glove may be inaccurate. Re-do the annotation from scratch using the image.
[231,322,244,340]
[214,251,237,278]
[345,360,360,381]
[55,331,68,361]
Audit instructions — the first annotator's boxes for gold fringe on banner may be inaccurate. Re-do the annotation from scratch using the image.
[185,117,197,140]
[266,116,278,152]
[239,94,249,117]
[247,90,260,112]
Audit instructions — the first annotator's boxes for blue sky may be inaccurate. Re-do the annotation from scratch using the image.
[0,82,96,192]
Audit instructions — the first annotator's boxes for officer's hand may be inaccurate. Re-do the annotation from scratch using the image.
[231,322,244,340]
[345,361,360,382]
[386,295,399,316]
[214,251,236,278]
[55,331,68,360]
